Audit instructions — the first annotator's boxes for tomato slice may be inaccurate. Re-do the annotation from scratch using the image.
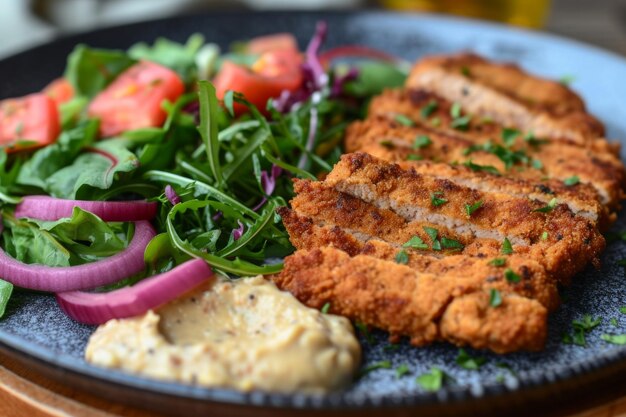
[214,50,303,114]
[246,33,299,55]
[44,78,74,105]
[0,93,60,152]
[88,61,185,137]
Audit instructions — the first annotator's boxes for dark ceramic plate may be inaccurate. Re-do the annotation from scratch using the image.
[1,10,626,417]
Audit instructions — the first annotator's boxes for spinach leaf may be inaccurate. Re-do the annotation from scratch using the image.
[18,119,99,189]
[343,61,407,97]
[128,35,204,83]
[2,216,71,267]
[65,45,136,98]
[46,140,139,199]
[29,207,128,263]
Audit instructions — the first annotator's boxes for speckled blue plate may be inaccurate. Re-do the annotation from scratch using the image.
[1,11,626,417]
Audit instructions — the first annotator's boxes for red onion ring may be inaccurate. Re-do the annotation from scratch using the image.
[56,259,213,325]
[15,196,158,222]
[0,221,156,292]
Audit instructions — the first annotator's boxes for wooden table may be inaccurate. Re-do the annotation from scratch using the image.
[1,349,626,417]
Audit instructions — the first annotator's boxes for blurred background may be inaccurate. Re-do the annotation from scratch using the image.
[1,0,625,58]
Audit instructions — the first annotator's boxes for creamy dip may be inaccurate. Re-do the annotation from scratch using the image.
[85,276,361,393]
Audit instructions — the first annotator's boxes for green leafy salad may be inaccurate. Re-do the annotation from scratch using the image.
[0,22,407,321]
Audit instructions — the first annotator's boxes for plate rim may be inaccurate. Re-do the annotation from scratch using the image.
[0,9,625,411]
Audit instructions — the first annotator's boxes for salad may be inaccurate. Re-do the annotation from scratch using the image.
[0,22,407,323]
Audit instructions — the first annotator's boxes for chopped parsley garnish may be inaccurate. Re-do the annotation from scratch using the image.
[384,343,400,351]
[321,302,330,314]
[449,102,471,130]
[563,175,580,186]
[573,315,602,332]
[406,154,423,161]
[533,197,557,213]
[562,315,602,347]
[601,334,626,345]
[531,159,544,169]
[501,128,520,147]
[504,268,521,283]
[541,231,549,241]
[465,200,483,217]
[396,364,410,378]
[430,191,447,207]
[395,250,409,264]
[403,236,429,250]
[489,258,506,267]
[456,348,486,369]
[463,159,500,175]
[524,131,549,147]
[359,360,392,377]
[620,306,626,314]
[501,238,513,255]
[420,100,438,118]
[413,135,432,149]
[460,66,471,77]
[416,367,447,392]
[610,318,618,327]
[423,226,438,242]
[450,102,462,118]
[379,140,395,148]
[355,321,374,344]
[441,237,464,250]
[618,259,626,267]
[464,141,529,170]
[451,115,471,130]
[394,114,415,126]
[432,240,442,251]
[489,288,502,307]
[430,117,441,127]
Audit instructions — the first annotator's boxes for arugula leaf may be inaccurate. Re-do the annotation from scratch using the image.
[18,120,99,189]
[0,280,12,318]
[46,140,139,199]
[198,81,224,188]
[128,34,204,83]
[65,45,136,98]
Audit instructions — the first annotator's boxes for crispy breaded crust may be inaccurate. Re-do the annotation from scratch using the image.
[273,247,548,353]
[324,153,605,279]
[345,116,614,221]
[278,207,559,311]
[406,53,605,145]
[362,90,625,207]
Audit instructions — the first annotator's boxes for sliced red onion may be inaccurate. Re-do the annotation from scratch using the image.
[331,67,359,98]
[164,185,181,205]
[56,258,213,325]
[305,21,328,90]
[0,221,156,292]
[15,196,158,222]
[261,164,282,196]
[232,220,245,241]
